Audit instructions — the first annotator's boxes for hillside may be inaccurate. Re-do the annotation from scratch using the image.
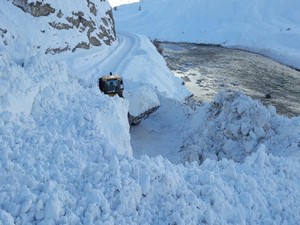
[114,0,300,69]
[1,0,115,54]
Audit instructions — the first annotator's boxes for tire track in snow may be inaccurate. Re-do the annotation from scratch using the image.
[87,31,140,81]
[63,31,141,85]
[112,31,140,75]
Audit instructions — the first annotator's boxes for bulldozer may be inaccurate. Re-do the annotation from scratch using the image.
[98,72,124,97]
[98,72,159,126]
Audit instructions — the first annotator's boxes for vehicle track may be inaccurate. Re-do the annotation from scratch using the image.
[60,31,141,85]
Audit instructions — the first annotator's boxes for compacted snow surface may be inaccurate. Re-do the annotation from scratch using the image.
[1,0,300,224]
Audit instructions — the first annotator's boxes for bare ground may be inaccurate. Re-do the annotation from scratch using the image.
[160,42,300,117]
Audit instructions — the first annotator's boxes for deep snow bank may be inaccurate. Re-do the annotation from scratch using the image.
[117,32,190,102]
[1,34,300,225]
[114,0,300,69]
[182,90,300,163]
[1,129,300,224]
[0,47,132,155]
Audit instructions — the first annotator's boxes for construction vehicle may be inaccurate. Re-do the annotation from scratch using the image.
[98,72,124,97]
[98,73,159,126]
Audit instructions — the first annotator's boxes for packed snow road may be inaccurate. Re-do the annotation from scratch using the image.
[54,31,140,83]
[160,42,300,117]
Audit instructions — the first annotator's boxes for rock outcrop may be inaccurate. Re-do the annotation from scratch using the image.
[4,0,116,54]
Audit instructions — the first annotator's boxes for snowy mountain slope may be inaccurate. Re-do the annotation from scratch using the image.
[114,0,300,69]
[0,0,189,117]
[0,0,115,54]
[1,0,300,224]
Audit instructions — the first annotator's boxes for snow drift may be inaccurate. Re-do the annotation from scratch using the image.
[182,90,300,163]
[0,98,300,225]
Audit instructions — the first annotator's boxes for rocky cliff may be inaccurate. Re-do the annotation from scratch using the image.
[1,0,115,54]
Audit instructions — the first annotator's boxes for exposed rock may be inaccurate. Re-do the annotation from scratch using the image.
[0,28,8,45]
[12,0,55,17]
[49,21,72,30]
[105,9,116,39]
[7,0,116,54]
[265,93,271,99]
[45,45,71,55]
[72,42,90,52]
[90,36,101,46]
[87,0,97,16]
[0,28,7,34]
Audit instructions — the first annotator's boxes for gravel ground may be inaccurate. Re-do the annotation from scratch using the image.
[160,42,300,117]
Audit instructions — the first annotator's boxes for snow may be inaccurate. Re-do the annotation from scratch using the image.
[181,90,300,163]
[0,0,114,54]
[125,85,159,117]
[108,0,139,7]
[1,0,300,224]
[114,0,300,69]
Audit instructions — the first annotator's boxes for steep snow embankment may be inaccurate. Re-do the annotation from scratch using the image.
[0,50,132,155]
[53,31,190,117]
[114,0,300,69]
[181,90,300,163]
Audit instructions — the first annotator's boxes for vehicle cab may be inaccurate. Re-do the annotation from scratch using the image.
[98,73,124,97]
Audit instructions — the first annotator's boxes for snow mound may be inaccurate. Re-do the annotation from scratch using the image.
[2,129,300,224]
[119,32,190,101]
[0,51,67,115]
[182,90,300,163]
[125,83,159,117]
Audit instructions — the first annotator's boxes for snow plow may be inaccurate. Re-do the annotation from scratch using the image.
[98,73,160,126]
[98,72,124,97]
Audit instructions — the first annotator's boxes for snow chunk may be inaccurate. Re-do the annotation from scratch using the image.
[0,209,14,225]
[44,195,62,220]
[125,84,160,117]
